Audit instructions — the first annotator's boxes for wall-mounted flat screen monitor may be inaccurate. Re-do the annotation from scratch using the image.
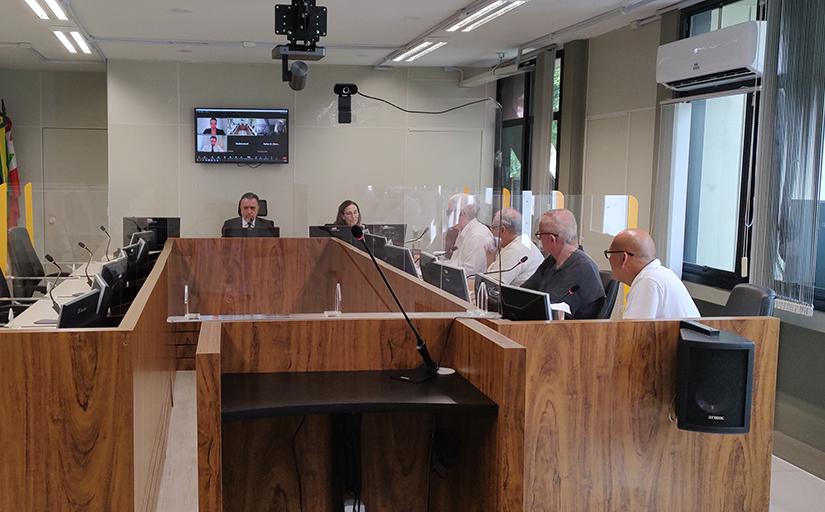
[194,108,288,164]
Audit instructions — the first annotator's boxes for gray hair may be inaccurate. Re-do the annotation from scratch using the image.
[498,208,522,235]
[540,209,578,244]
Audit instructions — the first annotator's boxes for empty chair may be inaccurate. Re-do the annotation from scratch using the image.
[721,283,776,316]
[596,270,621,320]
[0,266,35,324]
[7,227,70,298]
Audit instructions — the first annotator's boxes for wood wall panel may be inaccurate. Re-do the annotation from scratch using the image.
[168,238,470,316]
[492,317,779,512]
[196,322,223,512]
[0,329,134,511]
[122,243,177,512]
[220,318,453,373]
[434,319,526,512]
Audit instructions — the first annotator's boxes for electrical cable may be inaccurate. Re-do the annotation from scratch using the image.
[436,317,457,368]
[356,91,492,115]
[291,416,306,512]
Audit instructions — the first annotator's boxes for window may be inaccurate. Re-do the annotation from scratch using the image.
[678,1,760,289]
[550,54,563,186]
[684,0,759,37]
[497,70,534,197]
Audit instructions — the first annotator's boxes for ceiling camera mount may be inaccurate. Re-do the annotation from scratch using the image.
[274,0,327,91]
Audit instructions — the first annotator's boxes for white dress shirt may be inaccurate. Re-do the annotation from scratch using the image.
[485,237,543,286]
[449,218,494,276]
[242,218,255,228]
[623,259,700,319]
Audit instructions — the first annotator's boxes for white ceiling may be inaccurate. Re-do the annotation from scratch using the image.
[0,0,681,71]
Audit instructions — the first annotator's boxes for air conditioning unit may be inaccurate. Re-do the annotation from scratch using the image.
[656,21,766,92]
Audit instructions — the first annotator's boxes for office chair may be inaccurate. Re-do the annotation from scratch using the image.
[721,283,776,316]
[7,227,70,298]
[0,266,36,324]
[596,270,621,320]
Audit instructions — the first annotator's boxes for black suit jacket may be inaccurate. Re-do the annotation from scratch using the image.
[202,128,226,135]
[221,217,278,237]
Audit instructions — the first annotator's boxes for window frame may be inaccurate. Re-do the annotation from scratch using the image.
[495,67,535,193]
[678,2,762,290]
[552,50,564,190]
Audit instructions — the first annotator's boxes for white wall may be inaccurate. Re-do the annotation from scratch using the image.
[0,69,108,262]
[580,22,660,266]
[106,61,496,245]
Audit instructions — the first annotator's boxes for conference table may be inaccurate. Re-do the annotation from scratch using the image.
[5,261,104,328]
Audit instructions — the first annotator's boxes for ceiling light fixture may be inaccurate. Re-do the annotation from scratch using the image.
[446,1,505,32]
[406,41,447,62]
[69,31,91,54]
[392,41,433,62]
[53,30,77,53]
[42,0,69,21]
[462,0,526,32]
[24,0,50,20]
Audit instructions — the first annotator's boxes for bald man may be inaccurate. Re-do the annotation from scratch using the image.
[522,209,605,319]
[606,228,699,319]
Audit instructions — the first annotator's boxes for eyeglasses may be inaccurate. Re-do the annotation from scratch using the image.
[604,249,635,259]
[534,231,558,239]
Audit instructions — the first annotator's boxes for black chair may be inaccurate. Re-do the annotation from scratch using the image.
[721,283,776,316]
[7,227,70,298]
[596,270,621,320]
[0,266,35,324]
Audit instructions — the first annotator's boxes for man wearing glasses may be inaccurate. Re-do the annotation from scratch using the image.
[605,228,699,319]
[522,209,605,319]
[486,208,543,286]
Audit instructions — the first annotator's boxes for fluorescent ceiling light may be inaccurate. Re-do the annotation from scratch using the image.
[69,31,91,54]
[462,1,526,32]
[406,41,447,62]
[53,30,77,54]
[393,41,432,62]
[24,0,50,20]
[42,0,68,20]
[446,1,505,32]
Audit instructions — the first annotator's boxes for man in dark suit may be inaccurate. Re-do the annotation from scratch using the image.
[221,192,278,237]
[202,117,226,135]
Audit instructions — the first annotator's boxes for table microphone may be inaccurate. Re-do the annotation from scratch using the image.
[351,224,438,383]
[78,241,94,286]
[99,225,111,261]
[404,226,429,245]
[480,255,528,276]
[44,254,63,314]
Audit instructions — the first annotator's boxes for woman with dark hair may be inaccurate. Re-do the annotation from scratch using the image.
[334,200,362,226]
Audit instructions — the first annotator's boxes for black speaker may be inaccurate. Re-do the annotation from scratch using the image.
[676,321,754,434]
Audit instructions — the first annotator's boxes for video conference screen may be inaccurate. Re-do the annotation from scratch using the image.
[194,108,288,164]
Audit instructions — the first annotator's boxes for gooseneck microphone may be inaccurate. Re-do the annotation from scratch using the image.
[351,225,438,383]
[99,225,111,261]
[482,255,529,276]
[44,254,63,314]
[78,242,94,286]
[404,227,429,245]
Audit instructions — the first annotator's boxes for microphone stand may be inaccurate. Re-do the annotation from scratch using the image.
[352,225,438,383]
[44,254,64,314]
[99,225,112,261]
[403,227,429,245]
[78,242,94,286]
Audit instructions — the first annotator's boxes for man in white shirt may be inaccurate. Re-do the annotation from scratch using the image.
[606,228,700,319]
[200,135,226,152]
[446,194,494,276]
[486,208,543,286]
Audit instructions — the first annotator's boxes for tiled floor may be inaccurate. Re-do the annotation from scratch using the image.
[156,371,825,512]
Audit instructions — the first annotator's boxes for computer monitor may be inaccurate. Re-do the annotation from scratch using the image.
[120,238,148,281]
[364,224,406,246]
[381,244,417,277]
[500,284,551,321]
[101,255,128,288]
[419,251,436,271]
[363,233,387,260]
[123,217,180,249]
[422,261,469,301]
[92,273,114,318]
[309,225,356,246]
[58,288,102,328]
[474,273,502,312]
[129,230,157,249]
